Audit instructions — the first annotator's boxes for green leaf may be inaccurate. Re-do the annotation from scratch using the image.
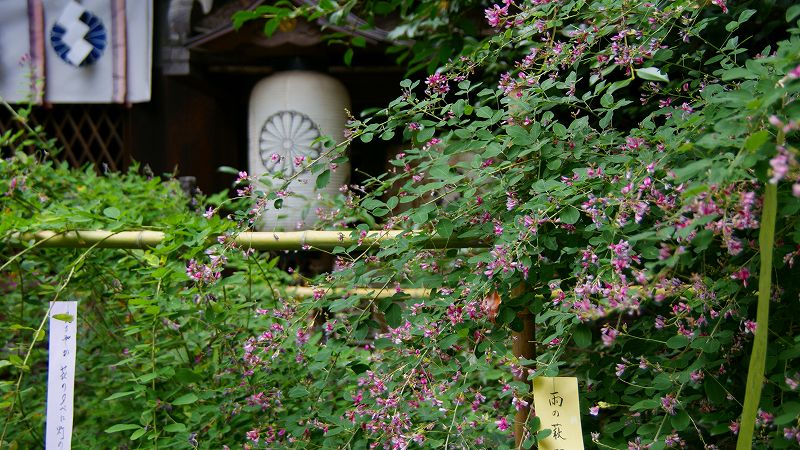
[552,123,567,138]
[360,132,374,143]
[232,11,256,30]
[316,169,331,189]
[666,335,689,349]
[104,390,138,401]
[721,67,756,81]
[788,4,800,22]
[411,210,429,224]
[289,385,309,398]
[384,303,402,328]
[8,354,26,370]
[671,409,690,431]
[691,337,721,353]
[674,160,712,182]
[572,324,592,348]
[105,424,142,433]
[476,106,493,118]
[52,313,74,323]
[428,164,451,179]
[172,393,198,405]
[164,423,187,433]
[344,48,354,66]
[217,166,239,174]
[263,18,280,37]
[438,334,460,349]
[416,127,435,142]
[738,9,756,23]
[173,368,203,384]
[103,207,121,219]
[130,427,147,440]
[599,110,613,129]
[705,377,726,403]
[636,67,669,83]
[774,412,798,425]
[347,361,370,374]
[507,126,532,145]
[537,428,552,440]
[781,401,800,416]
[600,93,614,108]
[361,198,384,210]
[559,206,580,225]
[436,219,454,238]
[135,372,158,384]
[744,130,769,151]
[329,295,357,312]
[630,399,660,411]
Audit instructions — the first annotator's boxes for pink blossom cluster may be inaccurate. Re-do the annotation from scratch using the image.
[424,72,449,96]
[185,250,227,285]
[785,427,800,444]
[484,0,522,29]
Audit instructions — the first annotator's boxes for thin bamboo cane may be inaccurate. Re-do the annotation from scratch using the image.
[509,283,535,449]
[283,286,432,298]
[513,311,535,449]
[8,230,487,251]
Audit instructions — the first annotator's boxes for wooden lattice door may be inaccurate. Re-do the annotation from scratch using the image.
[0,104,130,171]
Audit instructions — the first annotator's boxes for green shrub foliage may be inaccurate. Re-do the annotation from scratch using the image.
[2,0,800,449]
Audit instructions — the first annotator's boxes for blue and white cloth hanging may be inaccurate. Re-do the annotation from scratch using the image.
[0,0,152,104]
[50,1,107,67]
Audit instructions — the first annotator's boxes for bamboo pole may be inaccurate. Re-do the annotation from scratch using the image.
[736,183,779,449]
[283,286,432,298]
[7,230,487,251]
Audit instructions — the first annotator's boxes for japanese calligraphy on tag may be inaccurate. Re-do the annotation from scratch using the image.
[533,376,585,450]
[46,301,78,450]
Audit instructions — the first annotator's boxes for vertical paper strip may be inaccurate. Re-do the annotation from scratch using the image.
[27,0,46,104]
[111,0,128,104]
[533,377,585,450]
[45,301,78,450]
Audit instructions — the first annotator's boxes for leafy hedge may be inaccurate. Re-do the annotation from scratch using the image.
[1,0,800,449]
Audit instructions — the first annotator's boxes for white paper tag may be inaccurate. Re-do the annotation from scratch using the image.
[45,301,78,450]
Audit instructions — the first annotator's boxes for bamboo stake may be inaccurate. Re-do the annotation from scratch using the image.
[283,286,432,298]
[736,150,780,447]
[8,230,487,251]
[508,282,536,449]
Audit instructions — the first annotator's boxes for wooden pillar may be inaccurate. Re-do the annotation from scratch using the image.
[512,310,535,448]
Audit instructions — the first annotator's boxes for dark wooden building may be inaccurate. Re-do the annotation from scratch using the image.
[2,0,406,196]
